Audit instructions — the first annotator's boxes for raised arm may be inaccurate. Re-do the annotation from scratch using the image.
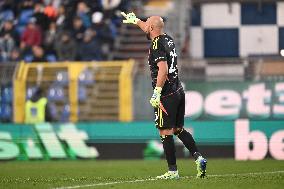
[121,12,148,33]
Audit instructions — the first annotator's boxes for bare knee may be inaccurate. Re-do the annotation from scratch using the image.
[159,128,174,135]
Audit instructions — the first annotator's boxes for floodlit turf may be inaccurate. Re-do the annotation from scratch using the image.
[0,159,283,189]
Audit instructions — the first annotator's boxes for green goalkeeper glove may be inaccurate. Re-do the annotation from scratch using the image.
[121,12,140,24]
[150,87,162,108]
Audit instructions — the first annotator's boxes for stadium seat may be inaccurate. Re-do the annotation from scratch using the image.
[26,87,37,99]
[48,102,58,120]
[15,25,26,36]
[55,71,69,86]
[47,87,65,101]
[0,105,3,121]
[0,104,12,121]
[1,86,13,104]
[61,104,70,122]
[46,54,57,62]
[79,69,94,85]
[78,87,87,102]
[0,10,14,21]
[18,9,34,25]
[24,55,34,63]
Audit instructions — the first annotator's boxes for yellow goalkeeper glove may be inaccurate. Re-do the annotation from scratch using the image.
[150,87,162,108]
[121,12,140,24]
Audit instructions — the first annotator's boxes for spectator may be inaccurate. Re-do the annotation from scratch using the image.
[55,31,76,61]
[0,2,15,23]
[56,5,66,29]
[33,2,51,31]
[43,21,59,55]
[91,12,116,59]
[92,12,116,47]
[78,29,102,61]
[44,3,57,19]
[101,0,121,18]
[71,16,86,42]
[76,1,92,28]
[8,48,21,62]
[25,87,54,124]
[43,0,61,9]
[102,0,121,11]
[0,51,3,62]
[0,20,17,61]
[0,0,129,63]
[89,0,103,12]
[32,45,47,62]
[44,2,58,21]
[118,0,130,12]
[0,20,18,42]
[20,17,42,52]
[20,0,35,10]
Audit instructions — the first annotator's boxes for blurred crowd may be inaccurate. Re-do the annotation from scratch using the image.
[0,0,129,63]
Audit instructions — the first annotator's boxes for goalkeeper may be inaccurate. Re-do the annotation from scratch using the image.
[121,12,207,179]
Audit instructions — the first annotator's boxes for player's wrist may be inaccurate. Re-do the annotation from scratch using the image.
[134,18,140,24]
[154,87,162,94]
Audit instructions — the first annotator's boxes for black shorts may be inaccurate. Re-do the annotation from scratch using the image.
[154,89,185,129]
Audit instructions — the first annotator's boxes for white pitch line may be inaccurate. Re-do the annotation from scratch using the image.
[53,170,284,189]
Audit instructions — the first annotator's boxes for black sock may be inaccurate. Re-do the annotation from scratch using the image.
[175,129,201,160]
[160,135,177,171]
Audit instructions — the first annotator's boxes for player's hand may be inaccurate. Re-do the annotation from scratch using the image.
[150,87,162,108]
[121,12,140,24]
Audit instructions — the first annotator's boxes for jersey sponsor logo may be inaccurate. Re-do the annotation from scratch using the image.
[152,37,159,50]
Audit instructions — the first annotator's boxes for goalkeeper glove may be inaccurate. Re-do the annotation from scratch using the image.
[121,12,140,24]
[150,87,162,108]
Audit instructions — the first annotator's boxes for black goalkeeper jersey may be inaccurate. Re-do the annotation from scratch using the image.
[148,33,183,96]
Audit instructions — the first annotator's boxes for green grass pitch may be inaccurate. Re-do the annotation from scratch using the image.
[0,159,283,189]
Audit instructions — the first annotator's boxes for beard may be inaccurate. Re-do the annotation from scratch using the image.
[146,32,151,40]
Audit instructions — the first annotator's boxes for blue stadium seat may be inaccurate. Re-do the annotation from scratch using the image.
[46,54,57,62]
[61,104,70,122]
[18,9,34,25]
[0,87,2,102]
[78,87,87,102]
[79,69,94,85]
[48,102,58,119]
[24,55,34,63]
[0,104,12,121]
[55,71,69,86]
[47,87,65,101]
[0,105,3,121]
[1,86,13,104]
[16,25,26,36]
[0,10,14,21]
[26,87,37,99]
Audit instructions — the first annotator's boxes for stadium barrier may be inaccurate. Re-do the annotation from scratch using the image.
[184,80,284,120]
[0,63,17,122]
[0,120,283,161]
[13,60,134,123]
[133,77,284,120]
